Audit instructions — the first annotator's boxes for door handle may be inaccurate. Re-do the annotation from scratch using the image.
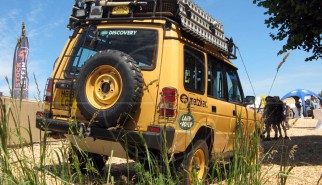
[212,106,216,113]
[233,110,236,116]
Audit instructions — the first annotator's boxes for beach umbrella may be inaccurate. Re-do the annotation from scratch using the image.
[281,89,322,116]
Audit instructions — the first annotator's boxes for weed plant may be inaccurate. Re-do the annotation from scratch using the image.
[0,94,265,184]
[208,116,262,185]
[0,82,299,185]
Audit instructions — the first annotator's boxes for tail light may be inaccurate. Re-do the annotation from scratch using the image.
[44,78,53,103]
[148,126,161,133]
[36,111,43,118]
[159,87,177,117]
[36,111,50,119]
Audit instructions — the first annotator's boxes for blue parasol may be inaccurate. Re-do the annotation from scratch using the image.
[281,89,322,116]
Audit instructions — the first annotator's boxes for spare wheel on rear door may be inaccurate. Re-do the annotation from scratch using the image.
[76,50,143,128]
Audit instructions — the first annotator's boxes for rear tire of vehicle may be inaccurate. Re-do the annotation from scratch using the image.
[68,145,106,174]
[76,50,143,128]
[180,140,209,184]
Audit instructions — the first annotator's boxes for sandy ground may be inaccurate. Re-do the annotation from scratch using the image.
[6,118,322,184]
[261,118,322,185]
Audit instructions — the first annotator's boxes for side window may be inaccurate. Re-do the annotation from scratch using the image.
[207,55,224,99]
[184,46,205,93]
[225,67,243,104]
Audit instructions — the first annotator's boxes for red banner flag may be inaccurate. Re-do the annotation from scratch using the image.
[12,22,29,99]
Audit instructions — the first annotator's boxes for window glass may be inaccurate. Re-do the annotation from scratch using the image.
[66,28,158,76]
[184,46,205,93]
[225,68,243,103]
[207,55,224,99]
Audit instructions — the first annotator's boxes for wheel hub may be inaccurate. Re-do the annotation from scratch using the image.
[101,82,111,93]
[85,65,122,109]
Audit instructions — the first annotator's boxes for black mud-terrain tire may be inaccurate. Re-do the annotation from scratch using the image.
[68,145,106,174]
[76,50,143,128]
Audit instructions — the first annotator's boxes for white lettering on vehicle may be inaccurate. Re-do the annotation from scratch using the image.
[108,30,138,36]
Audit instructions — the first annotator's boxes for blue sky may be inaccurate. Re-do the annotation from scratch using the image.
[0,0,321,99]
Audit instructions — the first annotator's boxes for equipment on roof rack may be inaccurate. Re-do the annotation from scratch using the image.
[69,0,237,59]
[177,0,227,53]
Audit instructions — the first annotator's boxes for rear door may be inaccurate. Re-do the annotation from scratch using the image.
[206,55,236,153]
[52,26,163,125]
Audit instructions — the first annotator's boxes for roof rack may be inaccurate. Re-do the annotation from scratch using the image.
[177,0,227,53]
[69,0,237,59]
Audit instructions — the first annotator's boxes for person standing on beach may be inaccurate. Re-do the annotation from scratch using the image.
[295,98,302,117]
[283,101,293,129]
[262,96,287,140]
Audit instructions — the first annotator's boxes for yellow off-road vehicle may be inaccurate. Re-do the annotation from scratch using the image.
[36,0,261,182]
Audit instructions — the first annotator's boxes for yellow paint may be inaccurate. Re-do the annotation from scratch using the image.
[46,19,262,159]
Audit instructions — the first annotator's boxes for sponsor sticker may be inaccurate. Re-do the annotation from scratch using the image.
[101,30,138,36]
[178,113,194,130]
[180,94,207,107]
[180,94,189,104]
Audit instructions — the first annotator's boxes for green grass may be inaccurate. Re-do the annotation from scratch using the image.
[0,89,298,185]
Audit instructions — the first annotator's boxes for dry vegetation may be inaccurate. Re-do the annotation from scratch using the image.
[261,118,322,185]
[4,118,321,184]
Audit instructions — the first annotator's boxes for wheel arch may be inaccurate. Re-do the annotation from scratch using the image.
[190,126,215,155]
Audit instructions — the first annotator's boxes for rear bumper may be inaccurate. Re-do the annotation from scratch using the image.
[36,116,175,152]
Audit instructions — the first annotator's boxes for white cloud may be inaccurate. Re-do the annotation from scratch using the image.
[0,83,11,97]
[27,19,64,40]
[27,2,44,23]
[241,68,322,97]
[0,9,21,96]
[27,58,53,99]
[28,76,46,100]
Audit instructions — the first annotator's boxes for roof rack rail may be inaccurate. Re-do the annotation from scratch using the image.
[69,0,237,59]
[177,0,227,53]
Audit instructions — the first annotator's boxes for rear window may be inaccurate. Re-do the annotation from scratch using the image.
[66,28,158,76]
[183,45,205,94]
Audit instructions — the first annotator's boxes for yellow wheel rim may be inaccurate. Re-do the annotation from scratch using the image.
[85,65,122,109]
[189,148,206,181]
